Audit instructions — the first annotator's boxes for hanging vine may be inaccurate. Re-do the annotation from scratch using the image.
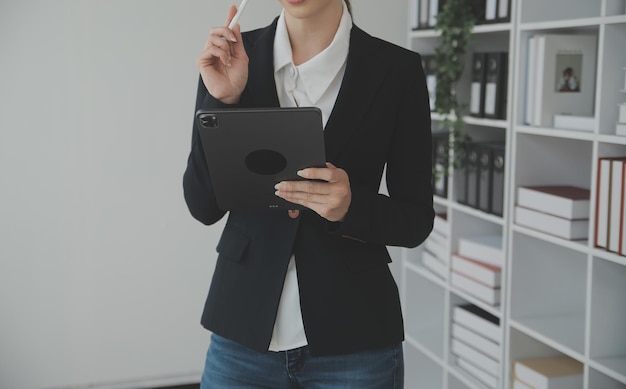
[434,0,478,168]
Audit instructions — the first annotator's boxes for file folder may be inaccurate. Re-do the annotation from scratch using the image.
[470,52,487,118]
[484,52,508,120]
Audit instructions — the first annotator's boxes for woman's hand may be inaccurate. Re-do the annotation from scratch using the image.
[275,163,352,222]
[197,6,249,104]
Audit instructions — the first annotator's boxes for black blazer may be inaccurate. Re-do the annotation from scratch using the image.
[183,19,434,356]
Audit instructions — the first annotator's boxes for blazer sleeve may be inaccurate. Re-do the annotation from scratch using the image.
[332,54,434,248]
[183,76,240,225]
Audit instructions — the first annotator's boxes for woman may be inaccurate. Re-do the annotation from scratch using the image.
[183,0,434,387]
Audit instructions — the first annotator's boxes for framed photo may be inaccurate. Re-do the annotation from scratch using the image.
[555,53,582,93]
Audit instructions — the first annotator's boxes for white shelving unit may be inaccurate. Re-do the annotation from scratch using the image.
[401,0,626,388]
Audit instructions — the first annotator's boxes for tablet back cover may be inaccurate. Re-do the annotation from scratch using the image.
[196,107,326,211]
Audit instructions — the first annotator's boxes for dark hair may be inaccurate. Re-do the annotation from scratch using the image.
[344,0,352,15]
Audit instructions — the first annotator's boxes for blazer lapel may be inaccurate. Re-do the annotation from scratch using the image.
[324,26,391,161]
[243,18,280,107]
[242,22,390,160]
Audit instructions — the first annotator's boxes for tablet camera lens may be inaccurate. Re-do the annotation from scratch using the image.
[200,114,219,128]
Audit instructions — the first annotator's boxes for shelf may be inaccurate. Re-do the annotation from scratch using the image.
[472,23,512,34]
[510,232,588,354]
[603,14,626,25]
[598,134,626,145]
[591,247,626,265]
[510,315,586,359]
[405,335,447,371]
[449,202,505,226]
[433,195,450,207]
[463,116,508,129]
[404,341,444,389]
[605,0,626,18]
[404,0,626,387]
[449,287,501,319]
[405,250,448,287]
[409,22,512,39]
[590,357,626,384]
[519,0,602,25]
[514,133,593,192]
[404,261,446,358]
[406,328,443,364]
[515,125,595,141]
[447,364,494,389]
[520,16,606,31]
[409,29,440,39]
[512,224,588,253]
[588,365,626,388]
[589,259,626,379]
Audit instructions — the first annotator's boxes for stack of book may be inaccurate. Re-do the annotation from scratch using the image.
[451,235,503,305]
[524,33,597,131]
[421,213,449,279]
[514,185,590,241]
[458,141,506,216]
[451,304,501,388]
[596,157,626,256]
[513,355,583,389]
[469,51,508,120]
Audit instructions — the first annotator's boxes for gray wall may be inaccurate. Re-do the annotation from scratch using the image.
[0,1,408,387]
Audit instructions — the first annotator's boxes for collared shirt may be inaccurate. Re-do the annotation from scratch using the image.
[273,2,351,127]
[268,2,352,352]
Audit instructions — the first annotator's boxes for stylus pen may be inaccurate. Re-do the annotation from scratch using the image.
[228,0,250,30]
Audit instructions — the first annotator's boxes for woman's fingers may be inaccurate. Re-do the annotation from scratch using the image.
[196,5,249,104]
[274,164,352,222]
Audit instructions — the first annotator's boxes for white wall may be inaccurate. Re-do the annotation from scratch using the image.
[0,1,408,388]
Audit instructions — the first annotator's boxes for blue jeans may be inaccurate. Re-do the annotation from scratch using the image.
[201,334,404,389]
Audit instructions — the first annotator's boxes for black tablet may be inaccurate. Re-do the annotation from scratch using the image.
[196,107,326,211]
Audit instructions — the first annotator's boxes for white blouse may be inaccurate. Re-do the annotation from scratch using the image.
[268,2,352,352]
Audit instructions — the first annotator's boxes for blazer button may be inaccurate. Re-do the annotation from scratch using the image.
[288,210,300,219]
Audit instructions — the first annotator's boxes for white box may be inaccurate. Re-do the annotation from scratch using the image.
[514,356,583,389]
[553,114,595,132]
[451,339,499,373]
[458,235,504,267]
[453,304,501,344]
[451,254,501,288]
[451,323,501,360]
[515,206,589,240]
[457,357,498,389]
[451,272,501,305]
[517,185,590,219]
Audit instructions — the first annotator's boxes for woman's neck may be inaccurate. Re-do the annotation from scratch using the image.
[284,2,343,66]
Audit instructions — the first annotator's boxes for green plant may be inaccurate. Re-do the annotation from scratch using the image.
[434,0,478,169]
